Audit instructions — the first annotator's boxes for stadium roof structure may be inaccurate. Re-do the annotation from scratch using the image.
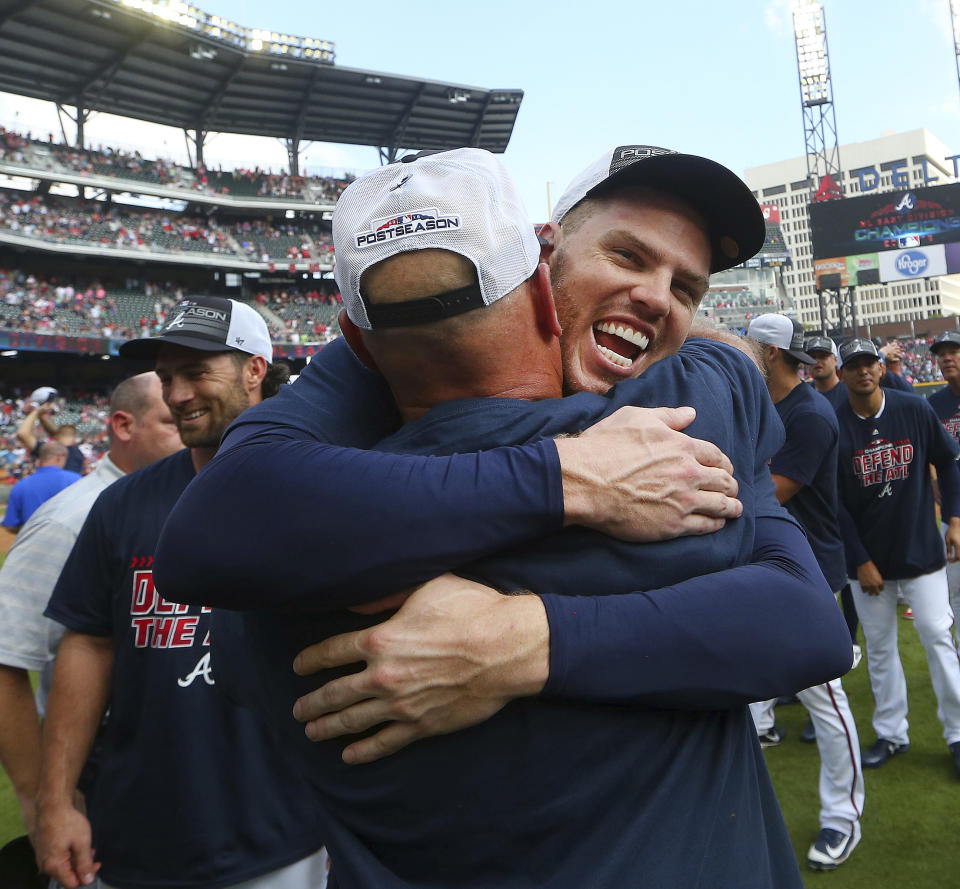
[0,0,524,162]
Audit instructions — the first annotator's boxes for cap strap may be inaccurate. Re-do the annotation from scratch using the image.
[364,282,486,328]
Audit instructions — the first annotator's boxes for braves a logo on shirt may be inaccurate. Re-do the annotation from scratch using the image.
[129,564,211,651]
[851,436,914,488]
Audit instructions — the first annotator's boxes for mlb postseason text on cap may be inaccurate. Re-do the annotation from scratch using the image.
[839,338,880,365]
[119,296,273,363]
[746,313,815,363]
[333,147,540,330]
[550,145,766,273]
[931,330,960,353]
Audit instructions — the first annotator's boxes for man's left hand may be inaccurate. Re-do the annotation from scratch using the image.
[292,573,549,764]
[946,517,960,561]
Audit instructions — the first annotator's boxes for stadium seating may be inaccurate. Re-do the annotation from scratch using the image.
[0,125,354,204]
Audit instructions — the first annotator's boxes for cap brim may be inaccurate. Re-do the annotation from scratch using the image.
[589,153,766,273]
[931,340,960,354]
[119,333,236,360]
[786,348,816,364]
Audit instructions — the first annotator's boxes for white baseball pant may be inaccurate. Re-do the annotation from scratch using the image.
[851,566,960,745]
[942,524,960,649]
[750,678,864,833]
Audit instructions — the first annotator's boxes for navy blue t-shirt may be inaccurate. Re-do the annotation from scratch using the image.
[770,384,846,591]
[882,370,915,392]
[809,379,848,412]
[45,449,320,889]
[928,384,960,443]
[207,341,851,889]
[836,389,960,579]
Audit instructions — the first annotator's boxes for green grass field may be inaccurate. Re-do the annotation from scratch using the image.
[1,567,956,885]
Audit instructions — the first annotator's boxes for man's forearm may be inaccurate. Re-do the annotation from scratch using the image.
[15,409,38,450]
[158,436,563,610]
[37,632,112,808]
[0,665,42,830]
[541,515,851,708]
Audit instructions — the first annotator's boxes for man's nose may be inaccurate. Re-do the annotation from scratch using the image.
[629,272,671,317]
[165,377,194,404]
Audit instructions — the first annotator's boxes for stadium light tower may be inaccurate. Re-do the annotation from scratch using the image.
[792,0,842,201]
[793,0,850,332]
[951,1,960,101]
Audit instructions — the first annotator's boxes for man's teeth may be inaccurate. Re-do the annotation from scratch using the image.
[183,410,205,420]
[594,321,649,350]
[597,345,632,367]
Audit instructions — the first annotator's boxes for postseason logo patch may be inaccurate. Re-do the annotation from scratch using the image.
[354,208,461,249]
[609,145,675,175]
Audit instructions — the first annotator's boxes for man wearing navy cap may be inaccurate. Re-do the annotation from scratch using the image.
[33,298,328,889]
[927,329,960,647]
[836,337,960,775]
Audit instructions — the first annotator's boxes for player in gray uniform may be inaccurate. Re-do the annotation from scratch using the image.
[747,315,864,870]
[926,329,960,648]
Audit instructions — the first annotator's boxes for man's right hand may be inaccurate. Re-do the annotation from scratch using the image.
[857,560,884,596]
[33,800,100,888]
[556,405,741,542]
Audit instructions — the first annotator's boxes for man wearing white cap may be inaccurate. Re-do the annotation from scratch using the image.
[169,151,851,889]
[33,298,328,889]
[746,313,864,871]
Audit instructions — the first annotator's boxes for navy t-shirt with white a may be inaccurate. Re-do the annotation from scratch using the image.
[208,340,851,889]
[45,449,320,889]
[836,389,960,579]
[771,384,847,591]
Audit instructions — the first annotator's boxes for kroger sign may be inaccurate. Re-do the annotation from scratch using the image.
[878,244,947,282]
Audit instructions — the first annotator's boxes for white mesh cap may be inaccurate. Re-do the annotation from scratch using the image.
[333,148,540,330]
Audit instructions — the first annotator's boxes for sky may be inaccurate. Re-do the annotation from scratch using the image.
[1,0,959,219]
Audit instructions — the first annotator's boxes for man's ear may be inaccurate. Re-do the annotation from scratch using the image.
[244,355,268,393]
[338,308,380,372]
[530,262,562,342]
[110,410,134,443]
[537,222,559,264]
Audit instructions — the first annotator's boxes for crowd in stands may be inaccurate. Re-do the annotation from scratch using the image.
[0,268,342,345]
[0,125,356,203]
[0,190,333,264]
[46,143,177,186]
[880,337,942,384]
[253,285,341,344]
[0,388,110,481]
